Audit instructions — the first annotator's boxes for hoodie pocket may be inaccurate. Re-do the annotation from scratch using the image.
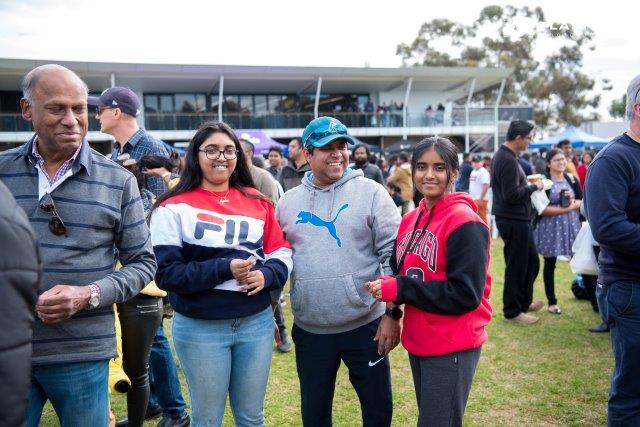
[291,274,373,327]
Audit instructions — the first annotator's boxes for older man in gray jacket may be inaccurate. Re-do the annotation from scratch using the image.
[0,64,155,426]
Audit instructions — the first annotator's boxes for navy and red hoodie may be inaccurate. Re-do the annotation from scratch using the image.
[150,187,292,320]
[380,193,492,357]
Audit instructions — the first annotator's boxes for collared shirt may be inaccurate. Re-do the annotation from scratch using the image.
[31,137,83,199]
[111,128,170,197]
[31,137,82,185]
[0,135,156,365]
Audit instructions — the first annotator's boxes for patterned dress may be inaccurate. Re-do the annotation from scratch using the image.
[533,177,581,257]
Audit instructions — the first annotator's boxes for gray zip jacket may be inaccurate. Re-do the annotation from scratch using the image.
[276,168,401,334]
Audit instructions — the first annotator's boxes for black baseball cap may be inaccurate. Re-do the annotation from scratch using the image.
[88,87,141,117]
[472,155,483,162]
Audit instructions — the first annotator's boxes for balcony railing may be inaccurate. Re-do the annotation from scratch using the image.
[0,106,533,133]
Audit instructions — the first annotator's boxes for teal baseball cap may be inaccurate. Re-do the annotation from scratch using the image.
[302,116,357,148]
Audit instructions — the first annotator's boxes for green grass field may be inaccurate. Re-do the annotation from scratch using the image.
[41,239,612,426]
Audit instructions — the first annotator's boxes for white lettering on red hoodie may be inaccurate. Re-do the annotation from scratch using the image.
[380,192,492,357]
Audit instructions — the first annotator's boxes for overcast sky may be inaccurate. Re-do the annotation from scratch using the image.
[0,0,637,120]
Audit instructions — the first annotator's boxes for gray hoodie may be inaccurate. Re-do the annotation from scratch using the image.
[276,168,401,334]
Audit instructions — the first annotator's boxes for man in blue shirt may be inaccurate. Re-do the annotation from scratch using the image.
[585,74,640,426]
[90,87,169,196]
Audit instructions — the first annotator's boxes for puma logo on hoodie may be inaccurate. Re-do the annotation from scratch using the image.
[296,203,349,247]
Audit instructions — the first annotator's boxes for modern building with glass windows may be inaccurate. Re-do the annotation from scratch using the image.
[0,58,532,153]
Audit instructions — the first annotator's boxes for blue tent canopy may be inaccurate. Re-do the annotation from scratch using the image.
[529,125,610,150]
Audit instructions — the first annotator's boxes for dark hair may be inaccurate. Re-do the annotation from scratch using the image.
[506,120,535,141]
[582,150,594,162]
[290,137,302,148]
[268,145,283,156]
[386,181,401,193]
[545,148,564,163]
[150,121,263,217]
[368,153,378,164]
[398,152,409,163]
[544,148,566,175]
[116,160,145,191]
[521,152,531,161]
[411,136,459,186]
[353,143,370,157]
[556,139,571,148]
[139,155,180,172]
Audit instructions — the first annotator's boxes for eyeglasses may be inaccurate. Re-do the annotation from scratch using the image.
[199,147,238,160]
[96,106,115,116]
[39,194,67,236]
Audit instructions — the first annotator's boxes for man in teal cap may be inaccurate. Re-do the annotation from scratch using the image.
[276,117,401,426]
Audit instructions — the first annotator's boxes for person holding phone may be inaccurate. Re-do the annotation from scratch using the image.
[149,122,292,426]
[533,148,582,314]
[366,137,492,426]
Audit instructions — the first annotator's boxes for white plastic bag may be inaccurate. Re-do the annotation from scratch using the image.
[530,190,550,215]
[570,222,598,275]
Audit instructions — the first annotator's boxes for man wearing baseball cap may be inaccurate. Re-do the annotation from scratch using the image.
[91,87,190,427]
[90,87,170,197]
[276,117,401,426]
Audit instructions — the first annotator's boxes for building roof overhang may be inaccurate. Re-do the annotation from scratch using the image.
[0,58,511,99]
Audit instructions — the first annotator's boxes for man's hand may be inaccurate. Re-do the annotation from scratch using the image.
[240,270,265,295]
[230,258,256,284]
[36,285,91,324]
[374,314,401,355]
[534,180,545,191]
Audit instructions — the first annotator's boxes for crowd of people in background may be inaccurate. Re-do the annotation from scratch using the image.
[1,63,639,427]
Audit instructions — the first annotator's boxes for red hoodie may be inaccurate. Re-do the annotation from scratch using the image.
[381,193,492,357]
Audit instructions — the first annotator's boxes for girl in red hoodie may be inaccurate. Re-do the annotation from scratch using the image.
[367,137,492,426]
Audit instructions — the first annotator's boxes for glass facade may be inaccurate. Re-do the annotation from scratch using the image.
[142,92,373,116]
[0,89,532,133]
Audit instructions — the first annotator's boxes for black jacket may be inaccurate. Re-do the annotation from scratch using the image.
[278,162,311,193]
[0,181,42,427]
[351,162,384,185]
[491,145,538,221]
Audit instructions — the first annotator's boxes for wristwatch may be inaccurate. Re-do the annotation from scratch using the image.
[385,306,403,320]
[87,284,101,310]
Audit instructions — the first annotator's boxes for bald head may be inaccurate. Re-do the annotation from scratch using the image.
[22,64,88,104]
[20,64,90,157]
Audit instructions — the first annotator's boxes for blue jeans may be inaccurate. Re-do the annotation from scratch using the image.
[597,280,640,426]
[172,307,274,427]
[148,323,187,418]
[27,360,109,427]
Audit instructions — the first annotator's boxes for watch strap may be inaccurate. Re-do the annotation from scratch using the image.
[385,306,403,320]
[88,284,101,309]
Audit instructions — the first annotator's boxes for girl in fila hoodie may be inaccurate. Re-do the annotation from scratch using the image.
[367,137,492,427]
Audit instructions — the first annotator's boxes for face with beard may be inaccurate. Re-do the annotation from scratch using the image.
[354,146,369,167]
